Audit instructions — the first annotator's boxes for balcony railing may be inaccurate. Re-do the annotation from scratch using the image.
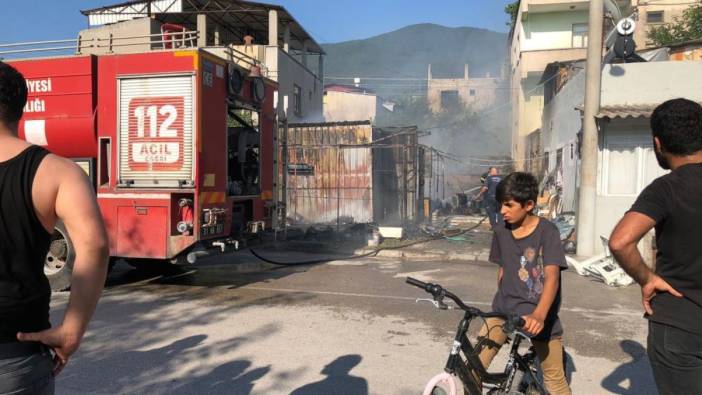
[0,31,199,58]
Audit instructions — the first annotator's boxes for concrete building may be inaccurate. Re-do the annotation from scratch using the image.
[541,60,702,258]
[510,0,699,170]
[426,64,506,113]
[80,0,325,123]
[509,1,593,169]
[631,0,700,48]
[323,84,378,122]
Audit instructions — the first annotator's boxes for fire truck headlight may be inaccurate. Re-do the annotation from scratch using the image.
[177,221,193,233]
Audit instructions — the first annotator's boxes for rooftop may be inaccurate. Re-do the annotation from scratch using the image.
[324,84,375,95]
[81,0,324,54]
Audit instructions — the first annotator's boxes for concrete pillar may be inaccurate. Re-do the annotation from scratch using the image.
[577,0,604,257]
[464,64,470,80]
[283,24,290,53]
[268,10,279,47]
[302,40,308,68]
[214,27,220,46]
[197,14,207,47]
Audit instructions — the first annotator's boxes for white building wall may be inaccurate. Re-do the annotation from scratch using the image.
[595,119,667,259]
[521,11,589,51]
[601,61,702,106]
[267,46,323,123]
[323,91,377,122]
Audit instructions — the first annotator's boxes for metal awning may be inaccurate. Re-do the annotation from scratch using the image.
[596,104,658,119]
[81,0,325,54]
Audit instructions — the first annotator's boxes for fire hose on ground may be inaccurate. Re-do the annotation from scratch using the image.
[248,216,487,267]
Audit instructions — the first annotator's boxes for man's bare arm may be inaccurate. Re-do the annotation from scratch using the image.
[18,158,109,375]
[609,212,656,285]
[609,212,682,315]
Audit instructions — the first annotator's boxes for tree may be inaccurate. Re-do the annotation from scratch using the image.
[505,1,520,28]
[648,4,702,46]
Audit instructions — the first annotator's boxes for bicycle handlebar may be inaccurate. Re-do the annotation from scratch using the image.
[405,277,525,330]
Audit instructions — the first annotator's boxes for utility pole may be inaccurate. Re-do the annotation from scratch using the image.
[577,0,604,256]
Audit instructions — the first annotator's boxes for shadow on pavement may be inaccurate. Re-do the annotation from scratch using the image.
[57,333,272,394]
[600,340,656,395]
[52,286,311,394]
[289,354,368,395]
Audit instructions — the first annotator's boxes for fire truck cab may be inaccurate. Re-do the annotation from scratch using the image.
[9,48,277,290]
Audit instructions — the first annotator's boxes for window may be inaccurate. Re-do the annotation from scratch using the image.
[647,11,664,24]
[469,89,476,96]
[293,84,302,116]
[572,24,588,48]
[440,90,460,109]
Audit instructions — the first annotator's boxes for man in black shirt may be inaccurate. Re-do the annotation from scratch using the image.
[609,98,702,394]
[0,62,108,393]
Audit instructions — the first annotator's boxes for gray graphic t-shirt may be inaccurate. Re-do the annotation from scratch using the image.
[489,218,568,340]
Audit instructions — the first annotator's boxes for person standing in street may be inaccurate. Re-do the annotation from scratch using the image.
[0,61,109,394]
[478,172,571,394]
[609,98,702,395]
[477,166,504,229]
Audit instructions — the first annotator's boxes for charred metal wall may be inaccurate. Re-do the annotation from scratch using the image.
[285,122,422,226]
[286,122,373,225]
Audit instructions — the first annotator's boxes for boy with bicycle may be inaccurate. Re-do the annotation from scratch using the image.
[477,172,571,395]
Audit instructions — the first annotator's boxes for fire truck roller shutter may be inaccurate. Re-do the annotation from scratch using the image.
[117,74,195,188]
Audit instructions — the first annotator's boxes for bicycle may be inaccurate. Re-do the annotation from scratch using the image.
[406,277,548,395]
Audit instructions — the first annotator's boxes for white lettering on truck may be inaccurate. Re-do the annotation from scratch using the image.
[23,78,52,113]
[25,78,52,93]
[24,98,46,113]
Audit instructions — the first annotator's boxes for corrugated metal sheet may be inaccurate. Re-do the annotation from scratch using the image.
[87,0,182,26]
[286,123,373,225]
[596,104,657,119]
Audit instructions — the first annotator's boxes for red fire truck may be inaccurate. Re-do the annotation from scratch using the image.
[9,49,278,291]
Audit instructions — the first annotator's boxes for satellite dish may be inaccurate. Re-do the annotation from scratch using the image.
[227,64,244,96]
[616,17,636,36]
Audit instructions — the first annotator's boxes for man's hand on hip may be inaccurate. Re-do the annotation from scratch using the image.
[16,325,81,376]
[642,274,683,316]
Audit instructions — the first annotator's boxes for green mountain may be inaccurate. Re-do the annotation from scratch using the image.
[322,23,508,98]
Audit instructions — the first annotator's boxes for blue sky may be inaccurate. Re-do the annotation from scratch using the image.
[0,1,514,44]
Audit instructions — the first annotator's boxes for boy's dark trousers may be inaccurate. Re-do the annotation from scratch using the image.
[0,342,54,395]
[648,320,702,395]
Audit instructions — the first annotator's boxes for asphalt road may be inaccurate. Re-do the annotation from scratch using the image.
[49,246,655,394]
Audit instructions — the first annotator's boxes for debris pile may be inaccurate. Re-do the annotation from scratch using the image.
[565,236,635,287]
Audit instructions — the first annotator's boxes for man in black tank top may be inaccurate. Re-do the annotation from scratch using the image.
[0,62,108,394]
[609,99,702,394]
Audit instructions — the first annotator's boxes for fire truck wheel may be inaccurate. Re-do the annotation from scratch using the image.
[44,221,75,292]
